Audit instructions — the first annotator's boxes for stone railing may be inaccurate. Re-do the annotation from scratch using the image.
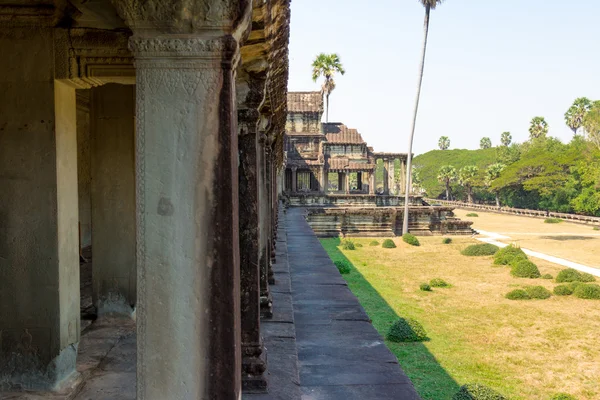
[424,199,600,226]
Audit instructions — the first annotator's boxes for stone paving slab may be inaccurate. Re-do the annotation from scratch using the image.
[286,208,420,400]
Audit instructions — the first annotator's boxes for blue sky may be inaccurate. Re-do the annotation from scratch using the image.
[287,0,600,155]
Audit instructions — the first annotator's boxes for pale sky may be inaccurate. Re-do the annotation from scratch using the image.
[287,0,600,156]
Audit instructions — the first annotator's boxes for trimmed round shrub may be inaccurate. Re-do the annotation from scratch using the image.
[452,383,507,400]
[553,285,574,296]
[573,283,600,299]
[402,233,420,247]
[505,289,531,300]
[511,260,541,279]
[420,283,432,292]
[341,239,355,250]
[525,286,552,299]
[466,213,479,217]
[369,240,380,246]
[461,243,499,256]
[544,218,563,224]
[386,318,428,342]
[334,260,351,274]
[382,239,397,248]
[541,273,553,280]
[568,282,583,291]
[355,243,363,248]
[550,394,577,400]
[493,245,526,265]
[442,237,453,244]
[508,254,529,268]
[430,278,449,288]
[556,268,597,283]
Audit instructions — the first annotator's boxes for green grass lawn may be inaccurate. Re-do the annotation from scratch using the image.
[320,237,600,400]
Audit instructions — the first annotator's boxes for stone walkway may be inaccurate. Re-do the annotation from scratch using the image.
[286,208,420,400]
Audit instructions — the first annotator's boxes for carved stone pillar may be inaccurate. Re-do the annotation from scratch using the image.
[388,159,396,196]
[369,171,375,195]
[323,167,329,193]
[338,172,344,192]
[383,159,389,194]
[345,172,350,194]
[291,165,297,193]
[266,149,275,284]
[120,1,252,394]
[258,133,273,319]
[400,158,407,195]
[319,165,325,192]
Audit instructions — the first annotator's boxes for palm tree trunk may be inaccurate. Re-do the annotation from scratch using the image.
[468,187,473,203]
[402,4,431,234]
[495,192,500,208]
[445,183,450,201]
[326,92,330,123]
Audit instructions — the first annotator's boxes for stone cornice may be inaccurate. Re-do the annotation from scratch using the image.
[129,35,237,58]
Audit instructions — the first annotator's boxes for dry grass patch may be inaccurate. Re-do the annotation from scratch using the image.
[322,236,600,400]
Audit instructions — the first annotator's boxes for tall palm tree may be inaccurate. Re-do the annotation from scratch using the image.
[564,97,592,136]
[403,0,445,234]
[529,116,549,140]
[437,165,457,201]
[500,131,512,147]
[438,136,450,150]
[312,53,345,123]
[485,163,505,207]
[459,165,479,203]
[480,137,492,149]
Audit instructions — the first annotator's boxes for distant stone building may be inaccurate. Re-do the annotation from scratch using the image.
[283,92,408,195]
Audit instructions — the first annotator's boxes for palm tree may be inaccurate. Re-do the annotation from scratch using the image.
[485,163,505,207]
[459,165,478,203]
[480,137,492,149]
[312,53,345,123]
[402,0,445,234]
[438,136,450,150]
[529,116,548,140]
[564,97,592,136]
[501,131,512,147]
[437,165,457,201]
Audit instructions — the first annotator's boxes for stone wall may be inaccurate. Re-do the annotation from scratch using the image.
[288,194,424,207]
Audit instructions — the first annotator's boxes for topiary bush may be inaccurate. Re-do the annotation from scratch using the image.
[525,286,552,299]
[553,284,574,296]
[493,245,526,265]
[461,243,499,256]
[341,239,355,250]
[508,254,529,268]
[430,278,449,288]
[334,260,351,274]
[355,242,363,248]
[541,273,553,280]
[556,268,597,283]
[442,237,452,244]
[420,283,432,292]
[511,260,541,279]
[544,218,563,224]
[369,240,380,246]
[382,239,397,248]
[568,282,582,291]
[550,393,577,400]
[466,213,479,217]
[402,233,420,247]
[386,318,428,342]
[452,383,507,400]
[573,283,600,299]
[505,289,531,300]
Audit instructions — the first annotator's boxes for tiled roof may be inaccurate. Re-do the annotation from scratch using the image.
[323,123,365,144]
[287,92,324,112]
[327,158,375,171]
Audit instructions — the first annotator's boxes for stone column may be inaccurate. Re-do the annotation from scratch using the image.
[267,149,276,284]
[90,84,136,317]
[0,27,80,390]
[369,171,375,195]
[357,172,363,191]
[291,166,297,193]
[258,134,273,318]
[128,28,247,399]
[323,168,329,193]
[383,159,389,194]
[319,165,325,193]
[388,158,396,196]
[345,172,350,194]
[338,172,344,192]
[400,158,406,195]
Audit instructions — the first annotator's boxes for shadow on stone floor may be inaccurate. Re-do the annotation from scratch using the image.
[322,237,461,400]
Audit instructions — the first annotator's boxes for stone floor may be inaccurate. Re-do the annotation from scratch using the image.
[4,208,420,400]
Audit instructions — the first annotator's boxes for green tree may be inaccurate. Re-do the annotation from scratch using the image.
[437,165,457,200]
[438,136,450,150]
[564,97,592,136]
[312,53,345,123]
[501,131,512,147]
[412,168,423,193]
[480,137,492,149]
[529,116,549,140]
[583,100,600,150]
[459,165,479,203]
[402,0,445,234]
[485,163,506,207]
